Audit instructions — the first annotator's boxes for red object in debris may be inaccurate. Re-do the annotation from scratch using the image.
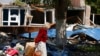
[5,48,18,56]
[34,28,48,43]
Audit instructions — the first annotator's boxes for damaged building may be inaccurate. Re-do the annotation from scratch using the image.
[67,0,91,26]
[0,0,92,27]
[0,0,94,35]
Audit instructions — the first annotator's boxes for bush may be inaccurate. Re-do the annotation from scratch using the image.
[77,44,100,52]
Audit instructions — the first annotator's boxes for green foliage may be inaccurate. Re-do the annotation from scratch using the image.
[30,0,40,4]
[14,0,26,6]
[97,9,100,14]
[86,0,100,14]
[97,0,100,8]
[78,45,100,52]
[28,0,70,8]
[86,0,97,5]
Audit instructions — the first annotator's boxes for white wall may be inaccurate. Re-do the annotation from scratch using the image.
[0,0,15,5]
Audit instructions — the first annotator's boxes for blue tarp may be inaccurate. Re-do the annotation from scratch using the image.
[20,32,38,38]
[20,29,56,38]
[66,28,100,40]
[20,28,100,40]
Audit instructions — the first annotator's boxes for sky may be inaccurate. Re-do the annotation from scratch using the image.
[0,0,15,4]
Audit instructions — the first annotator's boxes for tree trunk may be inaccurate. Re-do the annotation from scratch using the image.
[56,19,67,47]
[55,0,67,47]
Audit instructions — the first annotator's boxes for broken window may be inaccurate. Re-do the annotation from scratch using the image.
[30,9,55,26]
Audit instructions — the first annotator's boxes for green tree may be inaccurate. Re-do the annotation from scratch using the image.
[86,0,100,14]
[14,0,26,6]
[97,0,100,14]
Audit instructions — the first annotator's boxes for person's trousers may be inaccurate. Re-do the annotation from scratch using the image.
[35,41,47,56]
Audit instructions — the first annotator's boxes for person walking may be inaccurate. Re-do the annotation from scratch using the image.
[34,22,55,56]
